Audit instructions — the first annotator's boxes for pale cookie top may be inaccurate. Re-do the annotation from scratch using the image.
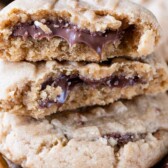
[0,94,168,168]
[0,0,159,31]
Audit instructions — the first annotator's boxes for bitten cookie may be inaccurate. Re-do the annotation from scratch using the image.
[0,54,168,118]
[0,93,168,168]
[0,0,160,62]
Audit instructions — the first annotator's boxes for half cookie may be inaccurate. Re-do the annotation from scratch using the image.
[0,0,160,62]
[0,54,168,118]
[0,94,168,168]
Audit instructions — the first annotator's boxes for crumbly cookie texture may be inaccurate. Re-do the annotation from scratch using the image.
[132,0,168,62]
[0,54,168,119]
[1,93,168,168]
[0,0,160,62]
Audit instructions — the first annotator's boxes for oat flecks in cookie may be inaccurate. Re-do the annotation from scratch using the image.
[0,0,160,62]
[0,94,168,168]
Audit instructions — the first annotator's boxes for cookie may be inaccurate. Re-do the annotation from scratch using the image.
[0,53,168,118]
[0,0,160,62]
[1,154,168,168]
[1,93,168,168]
[132,0,168,62]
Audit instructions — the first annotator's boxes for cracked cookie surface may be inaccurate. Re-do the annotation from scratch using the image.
[0,93,168,168]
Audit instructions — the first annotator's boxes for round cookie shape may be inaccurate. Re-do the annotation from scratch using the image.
[0,94,168,168]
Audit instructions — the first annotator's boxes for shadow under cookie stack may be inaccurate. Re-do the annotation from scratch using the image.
[0,0,168,168]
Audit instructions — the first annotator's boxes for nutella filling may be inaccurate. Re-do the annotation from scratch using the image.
[11,19,132,55]
[102,133,146,146]
[39,74,145,108]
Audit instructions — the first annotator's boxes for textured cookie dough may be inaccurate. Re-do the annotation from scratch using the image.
[132,0,168,62]
[0,54,168,118]
[1,94,168,168]
[0,0,160,62]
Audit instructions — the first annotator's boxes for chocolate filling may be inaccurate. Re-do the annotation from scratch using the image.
[102,133,146,146]
[11,19,133,55]
[39,74,145,108]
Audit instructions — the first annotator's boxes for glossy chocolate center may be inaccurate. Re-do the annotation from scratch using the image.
[39,74,144,108]
[12,19,130,55]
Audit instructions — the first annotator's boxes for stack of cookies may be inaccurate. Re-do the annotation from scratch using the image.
[0,0,168,167]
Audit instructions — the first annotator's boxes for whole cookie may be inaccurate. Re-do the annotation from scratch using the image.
[0,93,168,168]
